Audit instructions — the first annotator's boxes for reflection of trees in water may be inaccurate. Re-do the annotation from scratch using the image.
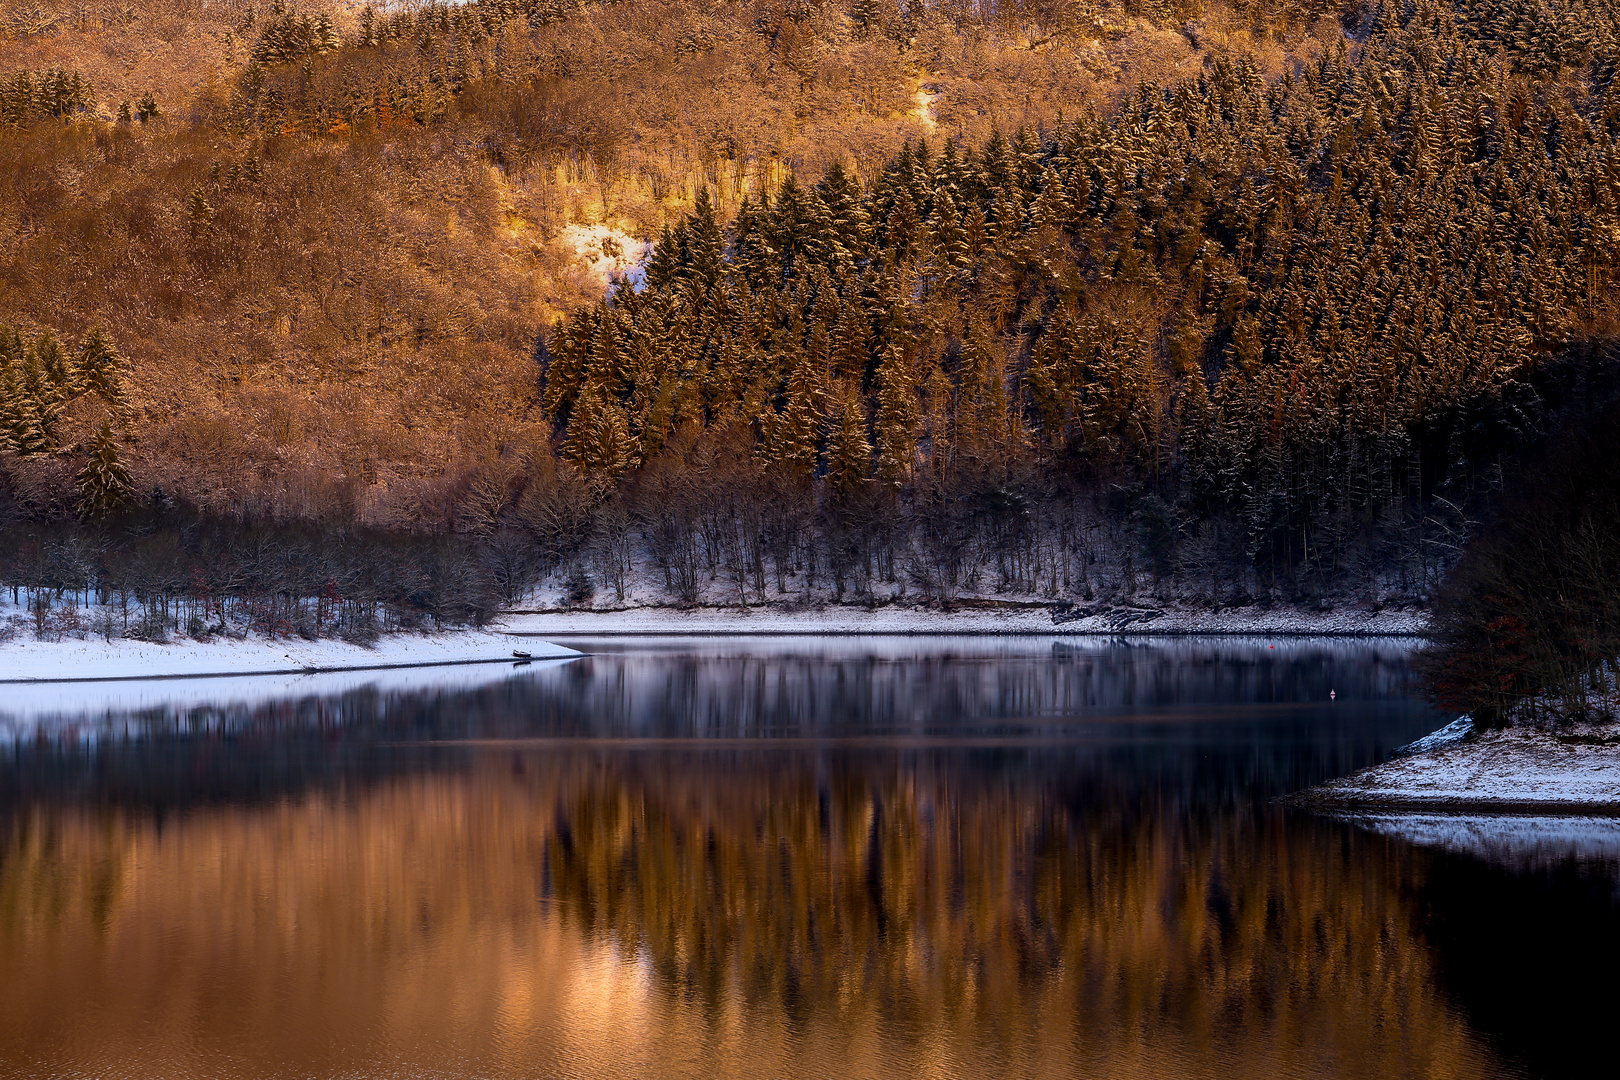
[542,641,1421,738]
[541,750,1459,1063]
[0,642,1432,814]
[0,749,1499,1078]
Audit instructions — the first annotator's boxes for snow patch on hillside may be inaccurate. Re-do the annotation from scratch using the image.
[563,223,653,292]
[914,84,940,131]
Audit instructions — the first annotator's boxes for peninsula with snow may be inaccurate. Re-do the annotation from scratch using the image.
[1283,716,1620,813]
[1285,401,1620,815]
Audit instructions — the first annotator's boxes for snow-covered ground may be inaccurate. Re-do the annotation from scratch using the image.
[1287,721,1620,811]
[500,602,1426,636]
[562,222,653,291]
[0,631,578,683]
[914,83,940,131]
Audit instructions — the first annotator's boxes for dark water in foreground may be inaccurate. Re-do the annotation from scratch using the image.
[1,636,1616,1080]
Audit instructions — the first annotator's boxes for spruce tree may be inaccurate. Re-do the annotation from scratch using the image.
[826,388,871,493]
[687,187,724,288]
[643,225,681,291]
[188,187,215,230]
[818,159,868,261]
[74,328,128,414]
[0,361,41,454]
[774,352,824,473]
[873,344,917,482]
[77,420,134,520]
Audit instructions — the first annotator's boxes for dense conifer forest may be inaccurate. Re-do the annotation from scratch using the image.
[3,0,1620,713]
[541,0,1620,608]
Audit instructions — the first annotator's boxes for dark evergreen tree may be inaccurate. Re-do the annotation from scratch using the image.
[76,420,135,520]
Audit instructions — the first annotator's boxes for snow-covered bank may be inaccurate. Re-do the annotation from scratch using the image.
[1283,721,1620,811]
[0,632,579,683]
[0,658,576,741]
[499,602,1426,636]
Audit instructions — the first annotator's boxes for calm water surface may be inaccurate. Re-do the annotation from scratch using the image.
[1,636,1615,1080]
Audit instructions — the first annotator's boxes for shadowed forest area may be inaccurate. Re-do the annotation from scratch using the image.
[2,0,1620,673]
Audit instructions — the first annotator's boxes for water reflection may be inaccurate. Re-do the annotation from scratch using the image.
[0,638,1603,1079]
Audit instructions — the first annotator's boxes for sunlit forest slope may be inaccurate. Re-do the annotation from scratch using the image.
[2,0,1619,619]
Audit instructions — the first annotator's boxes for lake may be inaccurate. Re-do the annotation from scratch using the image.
[1,636,1615,1079]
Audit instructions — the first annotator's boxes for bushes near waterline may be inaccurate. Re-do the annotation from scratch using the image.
[1424,400,1620,727]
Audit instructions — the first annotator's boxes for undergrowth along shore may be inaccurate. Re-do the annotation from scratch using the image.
[0,593,1428,646]
[0,481,1443,648]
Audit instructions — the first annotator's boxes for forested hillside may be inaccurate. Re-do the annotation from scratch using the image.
[0,0,1321,522]
[538,0,1620,605]
[2,0,1618,629]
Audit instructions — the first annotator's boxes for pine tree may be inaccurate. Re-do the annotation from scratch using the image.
[772,173,831,274]
[818,159,868,261]
[828,299,872,386]
[29,331,70,436]
[0,360,47,455]
[0,327,48,455]
[851,0,881,37]
[732,194,780,286]
[826,387,871,493]
[687,187,724,288]
[77,420,135,520]
[923,361,953,469]
[931,189,969,270]
[188,187,215,232]
[644,224,681,291]
[523,0,1620,585]
[19,341,53,440]
[873,343,917,481]
[772,351,824,473]
[564,377,636,477]
[955,322,1006,458]
[74,328,128,413]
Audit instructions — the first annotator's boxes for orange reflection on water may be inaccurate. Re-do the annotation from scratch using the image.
[0,749,1508,1079]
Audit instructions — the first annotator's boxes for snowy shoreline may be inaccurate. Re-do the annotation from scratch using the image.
[1283,721,1620,812]
[0,602,1423,682]
[0,631,579,683]
[499,601,1427,637]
